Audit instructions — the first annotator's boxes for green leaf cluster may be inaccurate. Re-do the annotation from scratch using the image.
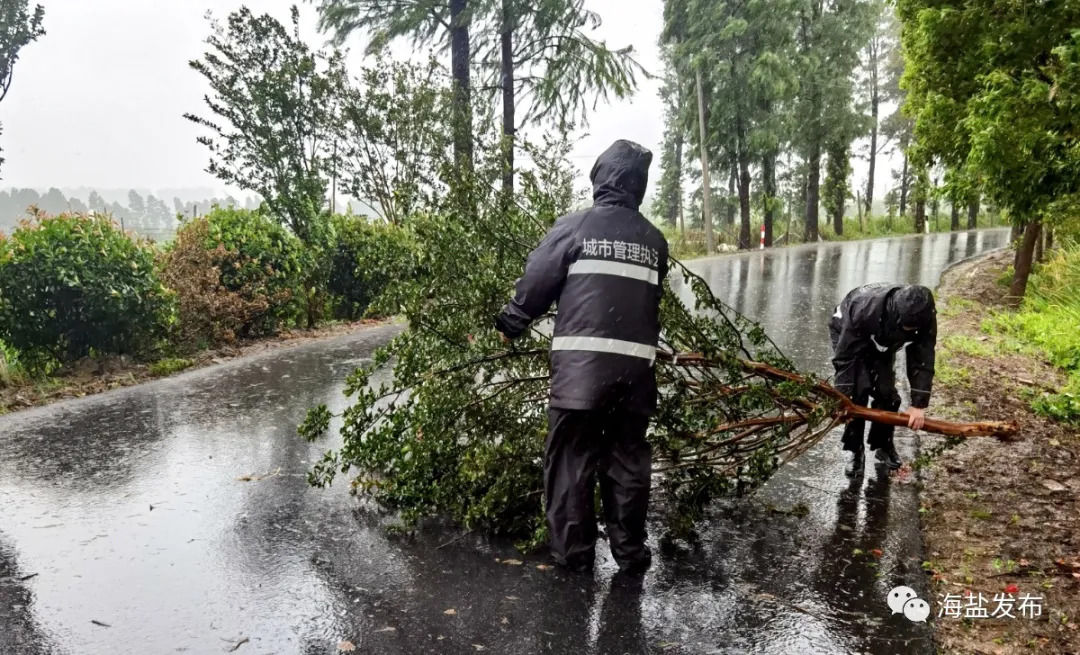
[0,213,174,373]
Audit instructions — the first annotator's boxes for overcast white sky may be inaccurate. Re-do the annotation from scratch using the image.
[1,0,896,204]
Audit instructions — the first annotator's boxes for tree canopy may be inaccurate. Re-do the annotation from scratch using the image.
[898,0,1080,297]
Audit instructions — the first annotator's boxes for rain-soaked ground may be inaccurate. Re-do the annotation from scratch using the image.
[1,228,1010,654]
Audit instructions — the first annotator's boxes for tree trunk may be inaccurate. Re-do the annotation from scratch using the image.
[672,130,684,232]
[865,79,878,218]
[736,114,751,250]
[950,199,959,230]
[930,178,940,231]
[499,0,514,198]
[737,148,751,250]
[805,140,821,242]
[1046,227,1054,252]
[695,68,715,255]
[1035,223,1045,262]
[797,168,808,229]
[914,192,926,234]
[855,189,864,231]
[450,0,473,175]
[1008,220,1042,304]
[762,153,777,247]
[966,193,979,229]
[726,156,737,228]
[829,145,846,237]
[899,155,909,217]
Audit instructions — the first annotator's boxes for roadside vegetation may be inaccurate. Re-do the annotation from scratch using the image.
[0,208,413,413]
[984,242,1080,425]
[920,242,1080,654]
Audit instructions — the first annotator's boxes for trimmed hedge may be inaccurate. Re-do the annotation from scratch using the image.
[0,213,174,372]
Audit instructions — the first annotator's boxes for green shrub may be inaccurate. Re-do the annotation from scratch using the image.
[327,214,417,319]
[148,357,195,377]
[0,213,174,373]
[988,242,1080,422]
[162,216,276,347]
[0,339,25,387]
[163,208,305,341]
[1032,374,1080,425]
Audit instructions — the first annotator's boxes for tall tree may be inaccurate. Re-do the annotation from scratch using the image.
[898,0,1080,299]
[664,0,798,249]
[127,190,146,224]
[858,2,896,217]
[336,60,451,224]
[657,46,686,233]
[879,16,912,219]
[911,165,928,233]
[317,0,475,175]
[186,6,343,240]
[318,1,643,196]
[479,0,644,196]
[794,0,875,242]
[966,192,979,230]
[39,188,67,215]
[88,190,106,213]
[823,139,850,235]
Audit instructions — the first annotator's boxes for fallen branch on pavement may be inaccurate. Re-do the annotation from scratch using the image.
[658,350,1019,440]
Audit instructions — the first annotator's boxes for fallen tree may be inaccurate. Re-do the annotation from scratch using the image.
[299,140,1016,547]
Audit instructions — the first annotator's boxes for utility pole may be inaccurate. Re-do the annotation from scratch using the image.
[695,67,715,255]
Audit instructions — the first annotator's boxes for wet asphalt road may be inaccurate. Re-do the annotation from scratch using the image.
[0,229,1011,655]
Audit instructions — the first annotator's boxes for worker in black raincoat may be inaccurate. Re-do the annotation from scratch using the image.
[495,139,669,574]
[829,283,937,477]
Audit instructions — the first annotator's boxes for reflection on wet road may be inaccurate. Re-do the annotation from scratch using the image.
[0,229,1009,654]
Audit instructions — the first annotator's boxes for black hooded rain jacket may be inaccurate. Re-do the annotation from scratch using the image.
[495,140,670,416]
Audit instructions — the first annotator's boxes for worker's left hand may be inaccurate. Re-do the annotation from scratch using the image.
[498,331,510,344]
[906,407,926,431]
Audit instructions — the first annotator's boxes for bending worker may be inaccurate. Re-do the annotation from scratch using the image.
[494,139,668,574]
[829,283,937,477]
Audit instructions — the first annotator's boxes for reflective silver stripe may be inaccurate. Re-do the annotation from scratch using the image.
[833,306,842,319]
[568,259,658,285]
[910,388,931,393]
[870,334,889,352]
[551,336,656,362]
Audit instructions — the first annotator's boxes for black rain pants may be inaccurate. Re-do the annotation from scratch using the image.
[829,323,902,452]
[544,406,651,571]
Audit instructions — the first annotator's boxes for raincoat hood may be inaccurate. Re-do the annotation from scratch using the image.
[887,285,936,331]
[590,140,652,209]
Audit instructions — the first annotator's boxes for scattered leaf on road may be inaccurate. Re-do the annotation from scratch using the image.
[444,608,457,615]
[337,640,356,652]
[1004,583,1019,594]
[227,636,250,652]
[535,564,552,571]
[501,559,523,566]
[90,619,111,628]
